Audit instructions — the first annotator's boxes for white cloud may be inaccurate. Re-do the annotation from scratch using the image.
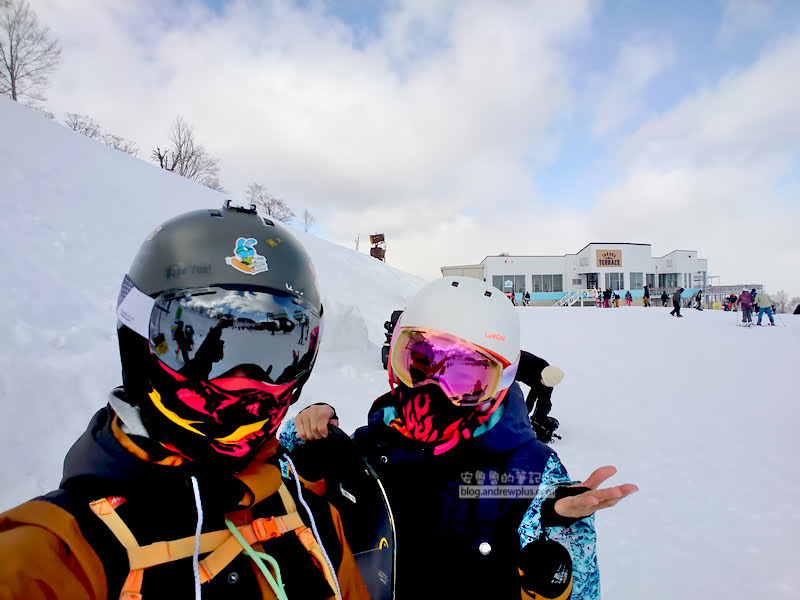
[589,34,675,135]
[33,0,592,276]
[621,32,800,169]
[21,1,800,298]
[601,30,800,296]
[716,0,773,44]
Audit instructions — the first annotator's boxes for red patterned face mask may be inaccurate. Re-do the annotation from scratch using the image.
[139,359,294,467]
[387,384,505,455]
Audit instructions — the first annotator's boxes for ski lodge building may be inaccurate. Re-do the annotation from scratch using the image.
[440,243,741,306]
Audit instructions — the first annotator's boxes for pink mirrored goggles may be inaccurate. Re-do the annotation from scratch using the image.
[391,328,516,406]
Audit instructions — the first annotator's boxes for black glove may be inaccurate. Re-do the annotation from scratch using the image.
[540,486,591,528]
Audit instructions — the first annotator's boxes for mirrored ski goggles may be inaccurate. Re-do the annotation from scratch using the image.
[117,277,322,384]
[391,328,513,406]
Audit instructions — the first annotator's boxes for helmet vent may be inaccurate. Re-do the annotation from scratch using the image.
[209,209,222,218]
[451,281,459,287]
[262,217,275,227]
[484,290,492,297]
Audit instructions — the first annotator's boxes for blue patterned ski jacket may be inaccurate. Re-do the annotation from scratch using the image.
[281,382,599,599]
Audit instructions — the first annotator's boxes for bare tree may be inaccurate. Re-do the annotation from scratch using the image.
[152,116,224,192]
[245,182,295,222]
[302,209,316,232]
[101,132,138,157]
[355,234,360,251]
[0,0,62,103]
[65,112,102,139]
[789,296,800,314]
[64,112,138,156]
[772,290,788,313]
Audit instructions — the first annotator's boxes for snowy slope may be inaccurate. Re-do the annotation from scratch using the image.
[2,97,800,599]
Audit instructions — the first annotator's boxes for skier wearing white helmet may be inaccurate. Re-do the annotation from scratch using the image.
[290,276,637,599]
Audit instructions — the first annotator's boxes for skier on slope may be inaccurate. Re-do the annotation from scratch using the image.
[755,290,776,325]
[0,203,369,600]
[739,289,754,325]
[289,276,638,599]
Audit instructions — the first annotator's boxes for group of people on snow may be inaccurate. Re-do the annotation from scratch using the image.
[0,203,637,599]
[735,289,776,326]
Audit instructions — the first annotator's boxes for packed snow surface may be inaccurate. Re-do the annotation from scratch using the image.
[2,97,799,598]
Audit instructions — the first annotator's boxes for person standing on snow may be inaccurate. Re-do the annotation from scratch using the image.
[624,291,632,307]
[290,276,637,599]
[670,288,684,317]
[755,290,776,325]
[695,290,703,310]
[0,203,369,600]
[729,292,738,312]
[643,284,651,307]
[661,291,669,307]
[739,289,754,325]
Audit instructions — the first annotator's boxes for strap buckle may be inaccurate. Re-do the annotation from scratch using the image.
[251,517,282,541]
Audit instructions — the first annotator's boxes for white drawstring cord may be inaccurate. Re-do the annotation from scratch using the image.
[284,455,342,600]
[190,476,203,600]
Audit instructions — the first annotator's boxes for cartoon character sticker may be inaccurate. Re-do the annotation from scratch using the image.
[225,237,268,275]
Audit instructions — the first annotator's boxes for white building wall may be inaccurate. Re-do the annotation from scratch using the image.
[657,251,708,289]
[479,243,709,295]
[579,244,653,291]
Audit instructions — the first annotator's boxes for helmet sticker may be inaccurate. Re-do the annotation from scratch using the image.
[225,237,269,275]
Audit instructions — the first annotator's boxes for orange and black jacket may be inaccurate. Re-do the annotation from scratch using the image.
[0,405,368,600]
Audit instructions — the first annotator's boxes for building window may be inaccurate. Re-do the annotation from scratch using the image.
[658,273,679,288]
[630,272,643,290]
[492,275,525,294]
[604,272,624,290]
[532,274,563,293]
[646,274,655,288]
[572,278,582,285]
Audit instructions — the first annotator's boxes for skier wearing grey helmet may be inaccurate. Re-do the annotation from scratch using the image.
[0,201,370,600]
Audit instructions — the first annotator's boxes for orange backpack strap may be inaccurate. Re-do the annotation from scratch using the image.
[198,511,304,582]
[295,525,341,600]
[89,482,338,598]
[89,498,145,600]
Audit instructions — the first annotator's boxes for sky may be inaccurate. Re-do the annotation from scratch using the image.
[23,0,800,297]
[2,95,800,598]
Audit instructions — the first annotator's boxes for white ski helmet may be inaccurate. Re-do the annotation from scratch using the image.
[390,276,521,398]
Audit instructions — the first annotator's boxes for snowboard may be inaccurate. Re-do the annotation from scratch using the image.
[289,426,396,599]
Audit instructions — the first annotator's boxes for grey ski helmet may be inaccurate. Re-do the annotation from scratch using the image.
[116,201,323,466]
